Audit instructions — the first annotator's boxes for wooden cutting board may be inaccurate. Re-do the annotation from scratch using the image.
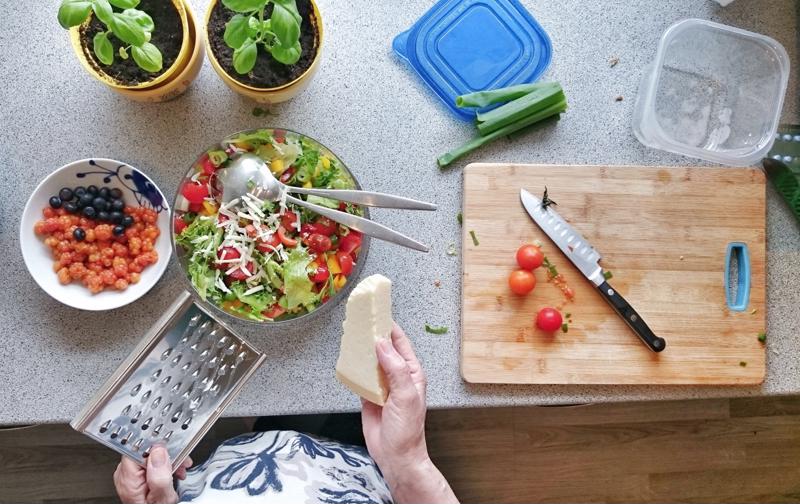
[461,164,766,385]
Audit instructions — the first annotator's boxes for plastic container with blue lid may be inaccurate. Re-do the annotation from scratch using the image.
[393,0,552,121]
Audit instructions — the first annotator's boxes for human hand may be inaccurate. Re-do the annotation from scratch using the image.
[361,322,430,480]
[113,446,192,504]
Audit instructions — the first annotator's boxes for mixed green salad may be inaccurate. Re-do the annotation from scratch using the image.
[174,129,364,321]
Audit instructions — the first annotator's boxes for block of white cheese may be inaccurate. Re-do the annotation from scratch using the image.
[336,274,392,405]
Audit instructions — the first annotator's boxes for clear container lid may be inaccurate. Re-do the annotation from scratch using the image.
[393,0,552,121]
[633,19,790,166]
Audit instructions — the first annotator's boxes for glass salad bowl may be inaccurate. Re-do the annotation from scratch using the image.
[171,128,370,326]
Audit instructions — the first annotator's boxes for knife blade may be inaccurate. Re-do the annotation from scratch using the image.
[520,189,666,353]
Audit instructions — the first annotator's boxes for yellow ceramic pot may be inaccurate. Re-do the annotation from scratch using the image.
[204,0,323,104]
[114,4,204,103]
[69,0,191,91]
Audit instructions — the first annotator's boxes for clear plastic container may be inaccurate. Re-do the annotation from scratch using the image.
[633,19,790,166]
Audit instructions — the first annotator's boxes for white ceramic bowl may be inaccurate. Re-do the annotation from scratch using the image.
[20,159,171,311]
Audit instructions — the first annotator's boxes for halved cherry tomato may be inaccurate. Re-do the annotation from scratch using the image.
[217,214,229,223]
[200,154,216,175]
[256,232,281,252]
[216,247,240,269]
[245,224,258,238]
[509,269,536,295]
[182,182,209,204]
[516,244,544,270]
[307,233,332,253]
[174,217,188,234]
[313,217,337,236]
[336,251,354,276]
[188,202,202,213]
[279,167,295,184]
[311,264,330,283]
[338,230,362,255]
[280,212,299,231]
[300,223,316,239]
[536,307,563,332]
[273,129,286,144]
[278,226,297,247]
[262,304,286,319]
[227,261,255,281]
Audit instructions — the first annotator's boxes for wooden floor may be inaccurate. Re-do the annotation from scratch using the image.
[1,396,799,503]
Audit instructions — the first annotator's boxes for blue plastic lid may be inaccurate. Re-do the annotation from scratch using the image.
[393,0,552,121]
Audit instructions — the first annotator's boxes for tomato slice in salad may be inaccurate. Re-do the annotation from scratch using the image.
[227,261,254,281]
[280,212,299,231]
[174,217,188,234]
[338,231,362,255]
[313,217,337,236]
[182,182,209,204]
[277,227,298,247]
[311,264,330,283]
[256,233,281,252]
[262,304,286,319]
[336,251,354,276]
[216,247,241,269]
[307,233,332,253]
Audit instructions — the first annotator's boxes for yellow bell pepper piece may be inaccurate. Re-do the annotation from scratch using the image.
[334,274,347,290]
[326,253,342,275]
[270,158,285,175]
[303,181,313,188]
[321,156,331,170]
[201,200,218,216]
[233,141,252,151]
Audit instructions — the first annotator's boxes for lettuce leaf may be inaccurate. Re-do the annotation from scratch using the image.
[187,259,218,301]
[230,282,275,316]
[283,248,318,310]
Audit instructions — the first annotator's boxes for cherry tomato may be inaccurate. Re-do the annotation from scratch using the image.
[174,217,187,235]
[280,212,299,231]
[516,244,544,270]
[311,264,330,283]
[536,307,563,332]
[215,246,240,269]
[262,304,285,319]
[181,182,209,204]
[278,226,298,247]
[279,167,295,184]
[227,261,255,281]
[307,233,332,253]
[200,155,216,175]
[217,214,230,223]
[245,224,258,238]
[508,269,536,295]
[188,202,202,213]
[338,230,362,255]
[256,232,281,252]
[300,223,316,240]
[273,130,286,144]
[313,217,337,236]
[336,251,354,276]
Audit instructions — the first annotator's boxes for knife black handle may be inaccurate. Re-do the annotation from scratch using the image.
[597,281,666,353]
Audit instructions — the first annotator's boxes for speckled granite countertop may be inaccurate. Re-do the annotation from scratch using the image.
[1,0,798,425]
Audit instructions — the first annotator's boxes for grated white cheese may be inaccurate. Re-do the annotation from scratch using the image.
[243,285,265,296]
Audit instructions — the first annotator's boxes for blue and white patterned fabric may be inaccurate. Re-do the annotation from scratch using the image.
[177,430,393,504]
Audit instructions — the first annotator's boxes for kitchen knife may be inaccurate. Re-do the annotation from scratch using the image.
[520,189,666,352]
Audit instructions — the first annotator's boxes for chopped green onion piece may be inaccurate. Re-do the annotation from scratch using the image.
[476,86,565,136]
[757,332,766,343]
[469,230,479,246]
[447,243,457,256]
[457,212,463,225]
[739,361,747,367]
[455,82,552,108]
[561,323,569,333]
[425,324,449,335]
[603,271,613,280]
[438,98,567,168]
[542,256,559,277]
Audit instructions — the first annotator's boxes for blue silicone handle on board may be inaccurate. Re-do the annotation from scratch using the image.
[724,242,751,312]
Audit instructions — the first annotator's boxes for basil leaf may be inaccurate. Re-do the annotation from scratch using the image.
[232,37,257,74]
[270,0,300,47]
[121,8,154,32]
[111,12,147,46]
[108,0,139,8]
[221,0,266,13]
[91,0,114,25]
[270,40,301,65]
[224,14,251,49]
[58,0,92,28]
[93,31,114,65]
[131,42,163,72]
[273,0,301,25]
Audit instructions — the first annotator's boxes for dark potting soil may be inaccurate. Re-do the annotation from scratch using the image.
[80,0,183,85]
[208,0,319,89]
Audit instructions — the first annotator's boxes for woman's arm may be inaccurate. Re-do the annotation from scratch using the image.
[361,323,459,504]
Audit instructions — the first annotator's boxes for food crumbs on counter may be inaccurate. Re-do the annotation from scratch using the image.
[469,230,479,246]
[757,331,766,343]
[750,308,758,315]
[446,243,457,256]
[679,255,685,261]
[603,270,613,280]
[434,279,441,288]
[252,107,273,117]
[615,95,624,102]
[739,361,747,367]
[457,212,463,226]
[425,324,449,335]
[609,57,619,68]
[565,312,571,318]
[561,323,569,333]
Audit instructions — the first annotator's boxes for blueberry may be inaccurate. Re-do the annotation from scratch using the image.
[87,185,99,195]
[93,197,109,211]
[64,202,78,214]
[98,211,110,221]
[73,228,86,241]
[113,225,125,236]
[110,211,123,224]
[82,206,97,218]
[74,186,86,197]
[49,196,62,209]
[109,188,123,199]
[99,187,110,199]
[121,215,135,228]
[59,188,74,201]
[111,199,125,211]
[79,193,93,207]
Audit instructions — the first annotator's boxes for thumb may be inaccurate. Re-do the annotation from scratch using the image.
[145,446,178,504]
[376,338,416,401]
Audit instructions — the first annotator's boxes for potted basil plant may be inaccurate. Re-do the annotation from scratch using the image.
[205,0,323,103]
[58,0,204,101]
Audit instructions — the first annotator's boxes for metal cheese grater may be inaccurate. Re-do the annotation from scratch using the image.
[71,291,266,471]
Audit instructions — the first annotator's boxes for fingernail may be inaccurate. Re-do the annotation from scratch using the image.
[150,446,168,468]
